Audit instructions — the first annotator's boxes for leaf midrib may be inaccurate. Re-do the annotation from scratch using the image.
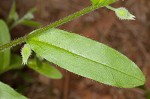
[30,39,144,82]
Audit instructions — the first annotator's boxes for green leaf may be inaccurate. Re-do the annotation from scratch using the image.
[90,0,116,5]
[10,7,38,29]
[21,20,41,27]
[0,54,22,74]
[13,12,19,21]
[28,59,62,79]
[0,81,27,99]
[26,28,145,88]
[22,8,37,21]
[0,20,11,72]
[7,1,16,22]
[9,55,22,70]
[27,7,37,14]
[23,13,34,20]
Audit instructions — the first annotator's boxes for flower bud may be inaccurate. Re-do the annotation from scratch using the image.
[21,44,32,64]
[115,7,135,20]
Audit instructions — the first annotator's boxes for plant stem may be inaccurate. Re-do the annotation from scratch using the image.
[0,37,25,51]
[106,5,116,11]
[27,5,104,38]
[0,2,115,52]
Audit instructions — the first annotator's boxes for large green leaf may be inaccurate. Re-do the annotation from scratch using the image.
[90,0,116,5]
[0,81,27,99]
[0,20,11,72]
[28,59,62,79]
[26,28,145,88]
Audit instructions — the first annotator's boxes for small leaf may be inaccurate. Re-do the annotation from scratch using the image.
[90,0,116,6]
[28,59,62,79]
[10,7,38,29]
[7,1,16,23]
[21,8,37,21]
[0,20,11,72]
[27,7,37,14]
[21,44,32,64]
[0,81,27,99]
[26,28,145,88]
[13,12,19,21]
[23,13,34,20]
[21,20,41,27]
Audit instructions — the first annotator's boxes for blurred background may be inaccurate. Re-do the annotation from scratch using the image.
[0,0,150,99]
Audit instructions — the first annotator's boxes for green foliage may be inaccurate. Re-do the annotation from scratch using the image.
[90,0,116,5]
[0,0,146,98]
[21,44,32,64]
[26,28,145,88]
[0,34,26,98]
[7,1,17,23]
[0,20,11,72]
[28,59,62,79]
[0,81,27,99]
[9,7,41,29]
[18,7,38,26]
[7,55,22,70]
[0,1,41,74]
[20,20,41,27]
[7,1,41,29]
[0,3,42,99]
[0,55,22,74]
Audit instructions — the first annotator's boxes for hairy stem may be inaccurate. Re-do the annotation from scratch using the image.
[0,37,25,51]
[106,5,116,11]
[0,2,115,52]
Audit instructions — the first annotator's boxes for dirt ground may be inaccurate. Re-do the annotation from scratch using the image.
[0,0,150,99]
